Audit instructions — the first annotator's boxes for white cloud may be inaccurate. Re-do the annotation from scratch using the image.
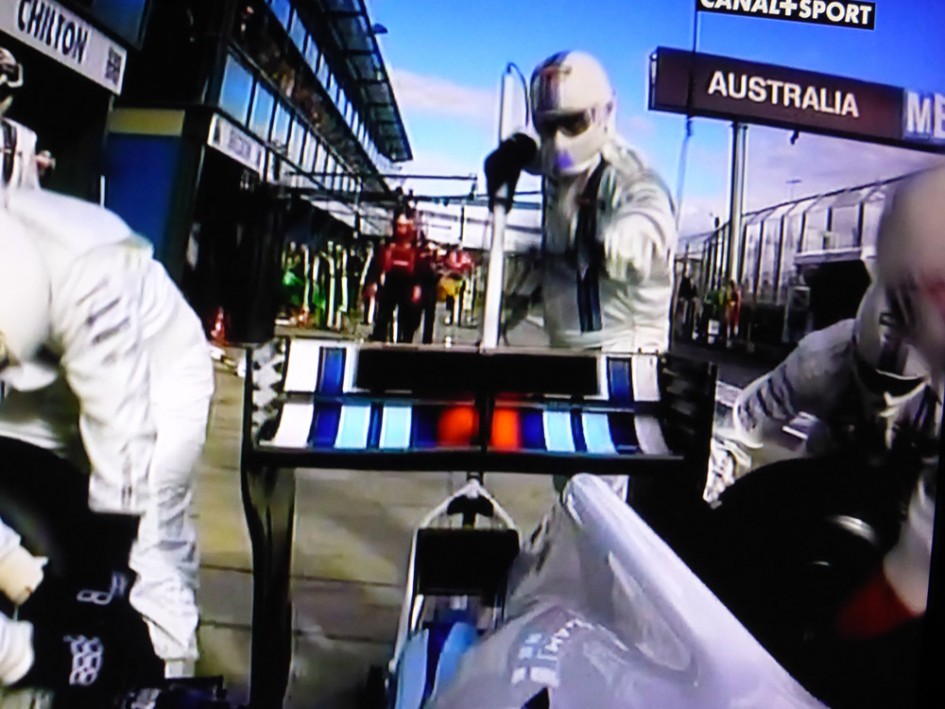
[618,113,655,139]
[399,149,479,181]
[394,146,543,205]
[678,194,729,238]
[743,128,945,211]
[390,68,499,131]
[393,149,482,203]
[678,127,945,236]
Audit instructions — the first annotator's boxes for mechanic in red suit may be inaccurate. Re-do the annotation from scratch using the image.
[365,208,426,343]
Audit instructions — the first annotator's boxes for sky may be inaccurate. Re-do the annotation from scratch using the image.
[364,0,945,237]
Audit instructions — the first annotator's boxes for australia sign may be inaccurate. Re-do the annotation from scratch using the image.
[649,48,944,153]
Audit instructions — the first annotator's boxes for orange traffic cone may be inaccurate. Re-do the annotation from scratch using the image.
[210,307,228,347]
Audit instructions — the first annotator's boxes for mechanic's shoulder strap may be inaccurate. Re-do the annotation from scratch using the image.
[574,157,609,261]
[1,119,16,186]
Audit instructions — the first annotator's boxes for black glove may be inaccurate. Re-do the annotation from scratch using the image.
[14,568,163,700]
[484,133,538,212]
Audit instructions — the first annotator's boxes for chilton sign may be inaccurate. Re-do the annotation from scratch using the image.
[696,0,876,30]
[0,0,127,94]
[649,48,944,153]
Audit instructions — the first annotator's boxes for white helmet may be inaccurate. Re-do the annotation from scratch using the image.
[530,51,615,177]
[852,283,928,413]
[0,47,23,116]
[0,211,51,380]
[875,166,945,373]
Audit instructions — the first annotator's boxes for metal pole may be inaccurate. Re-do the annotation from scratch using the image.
[726,122,748,283]
[498,68,518,142]
[737,221,749,285]
[325,247,336,329]
[339,246,349,315]
[481,68,518,349]
[497,80,507,144]
[753,221,766,302]
[856,201,865,247]
[302,246,311,317]
[797,212,808,254]
[773,215,787,303]
[482,203,508,349]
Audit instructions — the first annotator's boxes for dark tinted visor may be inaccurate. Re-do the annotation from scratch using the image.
[534,111,592,139]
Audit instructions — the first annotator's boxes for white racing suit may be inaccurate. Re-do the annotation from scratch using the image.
[513,137,677,499]
[709,312,939,621]
[0,188,214,672]
[707,315,940,495]
[705,319,861,502]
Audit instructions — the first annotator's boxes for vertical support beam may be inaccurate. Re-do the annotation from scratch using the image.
[325,243,337,329]
[825,208,834,249]
[753,221,766,302]
[302,246,311,315]
[797,212,808,255]
[706,236,716,293]
[737,221,749,286]
[699,238,708,295]
[856,201,866,247]
[773,215,787,303]
[714,228,724,292]
[726,123,748,283]
[712,232,723,291]
[339,246,349,316]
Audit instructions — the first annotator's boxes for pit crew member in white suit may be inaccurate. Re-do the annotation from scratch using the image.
[0,183,214,681]
[485,51,677,500]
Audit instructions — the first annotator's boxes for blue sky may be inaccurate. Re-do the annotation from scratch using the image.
[367,0,945,235]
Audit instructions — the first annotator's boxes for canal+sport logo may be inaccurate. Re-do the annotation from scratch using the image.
[697,0,876,30]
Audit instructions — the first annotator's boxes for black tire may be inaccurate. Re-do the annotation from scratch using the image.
[698,453,919,707]
[0,437,139,613]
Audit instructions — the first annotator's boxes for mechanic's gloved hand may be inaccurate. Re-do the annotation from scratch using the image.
[602,217,666,284]
[835,479,932,640]
[834,566,919,640]
[484,133,537,212]
[704,435,753,505]
[0,544,47,605]
[13,569,163,696]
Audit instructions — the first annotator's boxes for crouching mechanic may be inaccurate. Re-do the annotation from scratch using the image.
[0,187,215,679]
[709,166,945,639]
[704,280,934,502]
[484,51,677,500]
